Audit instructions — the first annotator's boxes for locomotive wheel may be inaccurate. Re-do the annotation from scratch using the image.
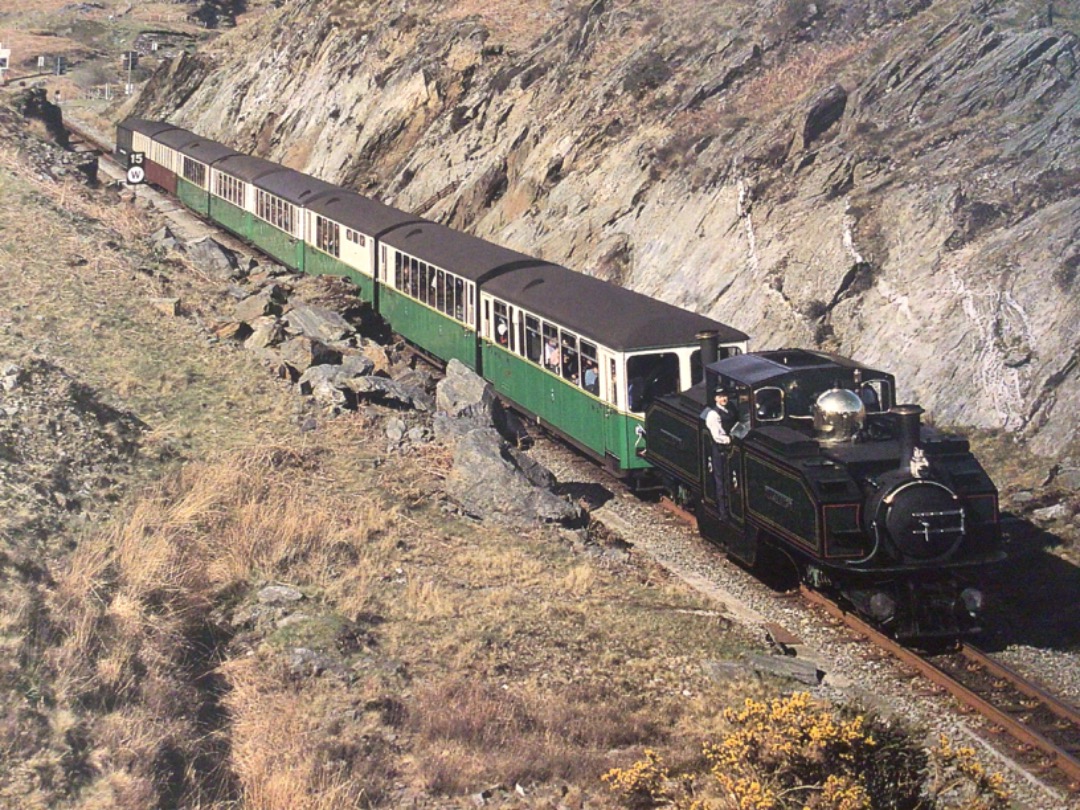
[749,531,799,591]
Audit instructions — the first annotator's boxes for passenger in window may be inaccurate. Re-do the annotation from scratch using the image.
[496,321,509,346]
[583,360,599,395]
[544,338,560,371]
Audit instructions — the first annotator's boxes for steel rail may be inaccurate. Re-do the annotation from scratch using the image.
[800,586,1080,789]
[960,644,1080,730]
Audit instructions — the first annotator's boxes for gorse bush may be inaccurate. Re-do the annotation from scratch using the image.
[604,692,1010,810]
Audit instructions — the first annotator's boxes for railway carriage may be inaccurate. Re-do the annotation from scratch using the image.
[173,136,241,216]
[303,190,417,301]
[376,221,535,370]
[480,264,747,473]
[115,119,180,185]
[249,168,341,272]
[208,154,290,260]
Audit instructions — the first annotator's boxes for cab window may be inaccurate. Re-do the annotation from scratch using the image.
[754,387,784,422]
[860,380,890,412]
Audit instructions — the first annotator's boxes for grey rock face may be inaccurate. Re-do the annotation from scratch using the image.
[444,428,579,528]
[135,0,1080,461]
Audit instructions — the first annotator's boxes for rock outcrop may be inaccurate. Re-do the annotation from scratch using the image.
[128,0,1079,459]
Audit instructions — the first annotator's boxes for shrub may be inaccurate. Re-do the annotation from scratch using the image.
[603,692,1010,810]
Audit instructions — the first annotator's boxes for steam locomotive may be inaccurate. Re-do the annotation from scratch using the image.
[644,337,1005,639]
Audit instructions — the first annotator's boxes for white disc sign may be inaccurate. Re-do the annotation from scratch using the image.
[126,165,146,185]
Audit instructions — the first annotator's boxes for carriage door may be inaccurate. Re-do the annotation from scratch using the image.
[601,351,624,464]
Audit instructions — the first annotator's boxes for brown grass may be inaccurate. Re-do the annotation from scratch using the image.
[730,39,874,120]
[35,446,401,808]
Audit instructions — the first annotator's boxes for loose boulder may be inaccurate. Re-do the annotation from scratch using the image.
[436,359,497,420]
[283,303,355,343]
[345,376,435,411]
[279,336,342,375]
[444,428,579,528]
[235,285,286,323]
[186,236,242,280]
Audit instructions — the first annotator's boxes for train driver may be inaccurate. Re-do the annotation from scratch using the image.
[706,388,738,518]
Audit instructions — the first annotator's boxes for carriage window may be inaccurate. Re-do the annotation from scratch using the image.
[494,301,510,347]
[542,323,560,373]
[410,258,420,299]
[182,157,206,188]
[394,252,403,288]
[455,278,465,322]
[214,172,244,207]
[560,332,579,384]
[315,216,340,258]
[524,316,542,363]
[754,387,784,422]
[580,341,599,395]
[436,269,446,313]
[860,380,889,412]
[609,358,619,407]
[626,352,679,413]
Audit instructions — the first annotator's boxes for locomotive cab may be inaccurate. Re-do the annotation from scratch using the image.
[644,349,1005,639]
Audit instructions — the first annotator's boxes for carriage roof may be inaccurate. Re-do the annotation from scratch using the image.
[380,220,544,284]
[484,262,748,353]
[253,168,339,206]
[213,154,285,183]
[305,189,417,236]
[118,119,179,138]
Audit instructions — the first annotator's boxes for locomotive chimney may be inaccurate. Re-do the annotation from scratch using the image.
[893,404,924,471]
[697,330,719,368]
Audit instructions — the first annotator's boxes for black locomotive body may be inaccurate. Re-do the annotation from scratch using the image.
[644,347,1005,639]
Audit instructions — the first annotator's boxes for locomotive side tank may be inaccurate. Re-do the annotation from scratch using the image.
[644,348,1005,639]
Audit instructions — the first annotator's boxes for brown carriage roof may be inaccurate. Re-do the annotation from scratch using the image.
[254,169,339,206]
[379,221,546,283]
[214,153,286,183]
[117,119,179,138]
[484,263,748,352]
[305,188,417,237]
[175,137,242,166]
[155,128,201,149]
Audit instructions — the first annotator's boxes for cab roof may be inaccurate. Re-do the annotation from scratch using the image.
[709,350,888,388]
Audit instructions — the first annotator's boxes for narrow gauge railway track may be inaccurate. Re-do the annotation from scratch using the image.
[800,587,1080,794]
[64,120,108,157]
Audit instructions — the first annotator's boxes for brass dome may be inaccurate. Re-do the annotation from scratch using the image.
[812,389,866,442]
